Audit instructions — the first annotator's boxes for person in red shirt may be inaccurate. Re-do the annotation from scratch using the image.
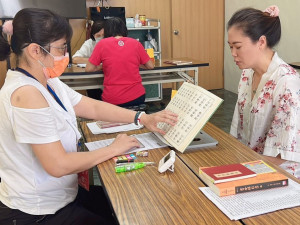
[86,17,154,106]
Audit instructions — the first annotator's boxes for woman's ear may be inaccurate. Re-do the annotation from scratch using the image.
[26,43,44,60]
[258,35,267,49]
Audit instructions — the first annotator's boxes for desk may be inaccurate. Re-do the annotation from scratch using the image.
[61,59,209,91]
[80,121,300,224]
[178,123,300,225]
[289,62,300,69]
[80,122,241,225]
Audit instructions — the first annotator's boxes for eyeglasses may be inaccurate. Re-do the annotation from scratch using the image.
[49,43,68,56]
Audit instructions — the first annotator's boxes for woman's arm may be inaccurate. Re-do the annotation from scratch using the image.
[86,61,102,72]
[31,134,140,177]
[72,57,89,64]
[140,59,154,70]
[74,95,177,134]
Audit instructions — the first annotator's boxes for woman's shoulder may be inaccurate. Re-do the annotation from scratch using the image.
[272,53,299,77]
[277,63,299,76]
[274,63,300,88]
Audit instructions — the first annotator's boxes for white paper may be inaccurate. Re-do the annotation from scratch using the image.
[85,132,168,153]
[87,121,143,134]
[77,63,86,68]
[199,179,300,220]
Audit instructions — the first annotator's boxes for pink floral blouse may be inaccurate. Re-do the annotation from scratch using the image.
[230,53,300,178]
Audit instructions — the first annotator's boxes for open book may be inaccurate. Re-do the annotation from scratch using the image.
[164,60,193,66]
[154,82,223,153]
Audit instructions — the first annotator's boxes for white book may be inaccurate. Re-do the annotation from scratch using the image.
[154,82,223,153]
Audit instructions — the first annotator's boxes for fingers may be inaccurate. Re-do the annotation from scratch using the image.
[115,134,140,148]
[155,110,178,126]
[151,127,166,135]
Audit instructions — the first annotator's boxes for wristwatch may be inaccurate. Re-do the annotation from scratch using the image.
[134,111,145,126]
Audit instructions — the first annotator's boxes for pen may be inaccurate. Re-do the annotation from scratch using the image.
[115,162,155,173]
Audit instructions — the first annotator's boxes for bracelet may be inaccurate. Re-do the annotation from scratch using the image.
[137,112,145,126]
[134,111,145,126]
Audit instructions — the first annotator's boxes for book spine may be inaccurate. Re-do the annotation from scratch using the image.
[217,178,288,197]
[235,179,288,194]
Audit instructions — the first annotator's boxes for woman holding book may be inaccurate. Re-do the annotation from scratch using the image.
[0,8,177,224]
[228,5,300,179]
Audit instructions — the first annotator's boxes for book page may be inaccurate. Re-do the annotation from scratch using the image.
[87,121,143,134]
[157,82,223,152]
[199,179,300,220]
[85,132,168,154]
[164,60,192,65]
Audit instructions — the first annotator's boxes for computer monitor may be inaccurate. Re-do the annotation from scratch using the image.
[90,7,126,24]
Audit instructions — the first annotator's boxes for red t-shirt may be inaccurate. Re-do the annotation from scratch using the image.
[89,37,150,105]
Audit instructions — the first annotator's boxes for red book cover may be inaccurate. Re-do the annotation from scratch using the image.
[200,163,256,184]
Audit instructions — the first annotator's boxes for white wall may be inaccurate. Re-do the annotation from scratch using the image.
[224,0,300,93]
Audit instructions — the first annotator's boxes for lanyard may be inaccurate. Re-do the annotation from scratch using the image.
[15,67,68,112]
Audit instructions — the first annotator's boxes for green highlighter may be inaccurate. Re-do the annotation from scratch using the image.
[115,162,155,173]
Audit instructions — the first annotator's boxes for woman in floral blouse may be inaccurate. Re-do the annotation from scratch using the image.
[228,6,300,178]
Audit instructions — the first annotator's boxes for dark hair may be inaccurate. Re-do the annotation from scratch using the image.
[227,7,281,48]
[90,20,105,41]
[0,26,10,61]
[0,8,72,61]
[104,17,128,38]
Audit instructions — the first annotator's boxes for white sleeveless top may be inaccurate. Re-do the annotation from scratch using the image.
[0,70,82,215]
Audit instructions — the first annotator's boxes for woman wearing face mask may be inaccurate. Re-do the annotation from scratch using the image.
[0,8,177,225]
[228,6,300,179]
[72,20,105,64]
[73,20,105,100]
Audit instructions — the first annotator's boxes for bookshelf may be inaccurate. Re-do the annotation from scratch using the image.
[127,19,162,102]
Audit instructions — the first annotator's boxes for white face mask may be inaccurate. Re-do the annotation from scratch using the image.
[95,37,103,43]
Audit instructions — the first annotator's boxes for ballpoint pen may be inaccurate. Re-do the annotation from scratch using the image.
[115,162,155,173]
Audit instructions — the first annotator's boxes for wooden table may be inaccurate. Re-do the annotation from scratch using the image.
[178,123,300,225]
[289,62,300,69]
[80,121,241,225]
[61,59,209,91]
[80,121,300,225]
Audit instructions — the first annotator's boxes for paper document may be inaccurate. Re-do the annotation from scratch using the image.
[77,63,86,68]
[85,132,168,153]
[199,179,300,220]
[87,121,143,134]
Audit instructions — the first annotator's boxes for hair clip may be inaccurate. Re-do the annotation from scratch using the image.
[263,5,279,17]
[2,20,13,35]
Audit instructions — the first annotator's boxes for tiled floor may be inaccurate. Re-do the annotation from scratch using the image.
[92,88,238,185]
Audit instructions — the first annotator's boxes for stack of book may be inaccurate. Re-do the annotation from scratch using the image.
[199,160,288,197]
